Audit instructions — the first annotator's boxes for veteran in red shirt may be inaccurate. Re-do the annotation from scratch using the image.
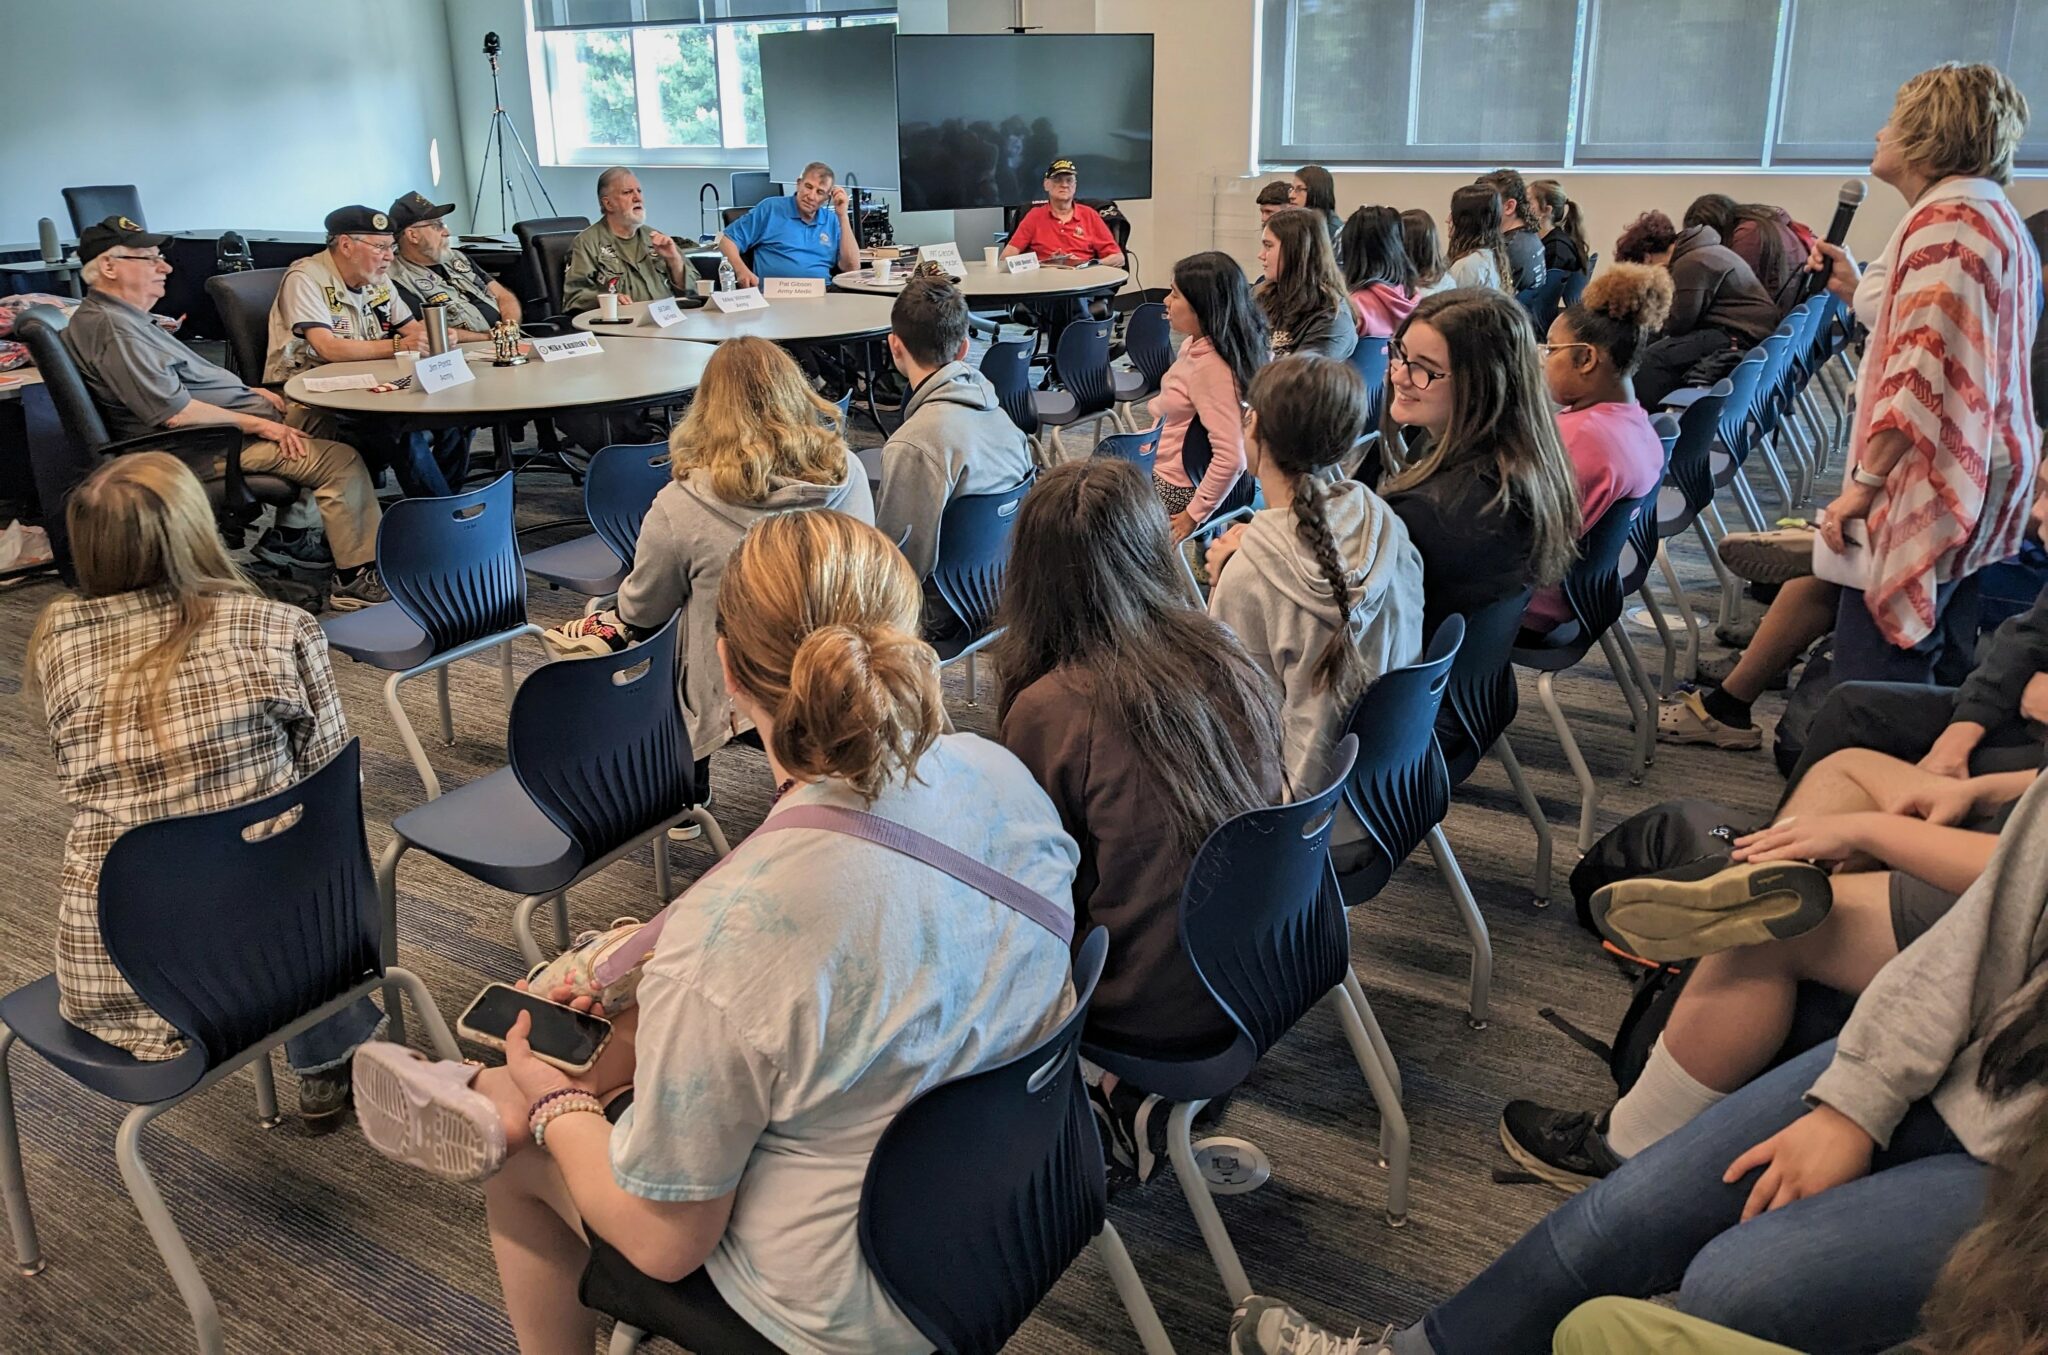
[1001,159,1127,268]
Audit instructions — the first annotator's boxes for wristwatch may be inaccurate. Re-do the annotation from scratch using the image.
[1850,461,1887,489]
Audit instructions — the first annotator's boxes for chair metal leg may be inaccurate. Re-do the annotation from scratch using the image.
[0,1028,45,1277]
[117,1102,223,1355]
[1597,631,1651,786]
[435,666,454,745]
[1048,426,1066,463]
[500,635,517,712]
[1326,988,1410,1225]
[1422,825,1491,1028]
[1756,433,1796,511]
[608,1324,645,1355]
[683,805,733,858]
[1608,627,1662,780]
[1340,971,1401,1099]
[376,836,410,1047]
[965,653,979,704]
[652,834,673,901]
[1166,1099,1251,1304]
[1535,671,1601,854]
[513,893,550,969]
[1730,471,1767,533]
[1656,541,1702,687]
[1093,1224,1177,1355]
[251,1053,282,1130]
[383,670,443,801]
[1635,581,1680,697]
[1492,735,1552,903]
[553,890,572,953]
[380,966,463,1060]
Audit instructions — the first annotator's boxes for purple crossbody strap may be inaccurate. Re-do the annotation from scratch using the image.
[595,805,1072,986]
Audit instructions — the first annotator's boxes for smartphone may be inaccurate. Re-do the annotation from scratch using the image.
[457,983,613,1074]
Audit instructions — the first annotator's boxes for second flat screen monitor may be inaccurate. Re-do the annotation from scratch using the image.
[895,34,1154,212]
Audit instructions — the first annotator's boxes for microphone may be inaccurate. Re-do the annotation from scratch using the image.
[1803,178,1866,300]
[37,218,60,265]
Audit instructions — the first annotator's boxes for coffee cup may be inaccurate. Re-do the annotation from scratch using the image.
[599,292,620,322]
[983,246,999,269]
[875,258,893,283]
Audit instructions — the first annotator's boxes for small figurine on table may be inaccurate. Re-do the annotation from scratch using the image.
[491,320,528,367]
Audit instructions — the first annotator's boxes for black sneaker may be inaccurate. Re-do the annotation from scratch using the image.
[1089,1080,1171,1184]
[255,524,334,571]
[1498,1101,1623,1193]
[298,1066,353,1133]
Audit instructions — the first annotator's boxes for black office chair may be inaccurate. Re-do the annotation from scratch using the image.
[729,172,778,208]
[513,216,590,317]
[529,232,583,323]
[14,306,293,530]
[203,268,287,385]
[62,185,145,236]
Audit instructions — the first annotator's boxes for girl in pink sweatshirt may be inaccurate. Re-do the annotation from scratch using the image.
[1340,204,1422,339]
[1151,251,1269,542]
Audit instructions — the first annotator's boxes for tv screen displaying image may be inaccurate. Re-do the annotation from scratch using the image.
[894,34,1154,212]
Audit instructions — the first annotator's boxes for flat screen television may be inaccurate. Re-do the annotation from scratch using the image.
[894,34,1154,212]
[760,26,901,192]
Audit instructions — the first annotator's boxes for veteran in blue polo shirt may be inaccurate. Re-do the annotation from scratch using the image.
[715,160,863,286]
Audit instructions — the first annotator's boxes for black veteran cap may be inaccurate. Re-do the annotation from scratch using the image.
[324,205,394,236]
[1045,158,1078,178]
[77,215,171,264]
[389,192,456,233]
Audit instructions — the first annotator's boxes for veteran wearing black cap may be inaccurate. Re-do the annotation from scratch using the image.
[999,159,1126,268]
[387,192,520,344]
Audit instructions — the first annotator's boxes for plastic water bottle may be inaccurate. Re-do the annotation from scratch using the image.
[718,259,736,294]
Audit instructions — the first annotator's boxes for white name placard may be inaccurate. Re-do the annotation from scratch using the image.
[1005,252,1041,274]
[301,373,378,393]
[711,286,769,312]
[917,242,965,274]
[646,296,685,327]
[532,332,604,362]
[763,277,826,299]
[414,350,474,393]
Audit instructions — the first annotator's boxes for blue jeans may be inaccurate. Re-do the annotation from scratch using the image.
[283,996,385,1076]
[1412,1043,1987,1355]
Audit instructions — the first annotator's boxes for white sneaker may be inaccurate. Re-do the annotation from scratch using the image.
[351,1043,505,1183]
[1229,1297,1392,1355]
[1656,691,1763,750]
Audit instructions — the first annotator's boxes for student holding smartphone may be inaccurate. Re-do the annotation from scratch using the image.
[353,510,1079,1355]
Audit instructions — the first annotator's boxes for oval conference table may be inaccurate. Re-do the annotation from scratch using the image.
[830,257,1128,308]
[571,293,897,346]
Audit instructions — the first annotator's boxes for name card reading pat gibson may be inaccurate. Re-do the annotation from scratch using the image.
[646,296,685,327]
[762,277,826,299]
[917,242,966,274]
[1005,252,1041,274]
[710,286,770,313]
[413,349,475,393]
[533,332,604,361]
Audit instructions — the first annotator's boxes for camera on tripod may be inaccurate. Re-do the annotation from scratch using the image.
[483,31,501,58]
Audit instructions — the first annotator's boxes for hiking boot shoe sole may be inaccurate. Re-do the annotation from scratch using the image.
[1590,859,1832,963]
[1717,530,1814,585]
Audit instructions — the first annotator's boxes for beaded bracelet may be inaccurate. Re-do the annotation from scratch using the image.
[527,1087,585,1119]
[530,1093,606,1150]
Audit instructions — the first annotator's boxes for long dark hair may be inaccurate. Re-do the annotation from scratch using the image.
[1172,251,1268,402]
[1293,164,1337,213]
[1247,356,1373,697]
[1447,184,1511,288]
[1685,194,1797,300]
[1400,208,1446,288]
[1260,208,1350,353]
[1340,205,1415,295]
[1529,178,1587,256]
[992,459,1283,851]
[1383,289,1581,587]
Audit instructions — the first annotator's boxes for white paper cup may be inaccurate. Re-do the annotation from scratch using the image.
[696,278,714,297]
[395,350,417,366]
[983,246,999,268]
[599,292,620,321]
[875,258,893,283]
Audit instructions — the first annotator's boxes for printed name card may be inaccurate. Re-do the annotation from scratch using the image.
[917,242,965,274]
[414,350,474,393]
[301,373,379,393]
[710,286,769,313]
[533,333,604,362]
[646,297,685,327]
[1005,252,1041,274]
[763,277,826,299]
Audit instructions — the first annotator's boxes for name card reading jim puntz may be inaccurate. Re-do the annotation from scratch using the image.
[414,350,474,393]
[646,296,685,327]
[711,286,770,312]
[533,333,604,361]
[763,277,826,298]
[1005,252,1041,274]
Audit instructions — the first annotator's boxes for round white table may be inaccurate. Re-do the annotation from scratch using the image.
[831,258,1128,307]
[284,341,713,427]
[573,294,897,345]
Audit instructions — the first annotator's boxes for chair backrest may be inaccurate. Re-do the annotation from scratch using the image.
[1619,415,1678,593]
[533,232,582,317]
[930,475,1034,639]
[1519,269,1569,327]
[730,172,778,208]
[1350,336,1391,430]
[376,471,530,653]
[63,184,144,237]
[1561,259,1593,310]
[1551,487,1658,650]
[1663,381,1732,532]
[1338,617,1463,902]
[859,929,1109,1355]
[203,267,287,383]
[1754,326,1796,430]
[979,340,1038,436]
[1054,319,1116,419]
[583,440,675,564]
[99,740,380,1068]
[1715,350,1768,463]
[1436,586,1533,787]
[17,306,114,450]
[1180,735,1358,1063]
[513,216,590,309]
[1093,420,1162,480]
[510,612,696,857]
[1123,301,1173,392]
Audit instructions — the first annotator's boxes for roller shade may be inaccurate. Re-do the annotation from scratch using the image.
[532,0,892,30]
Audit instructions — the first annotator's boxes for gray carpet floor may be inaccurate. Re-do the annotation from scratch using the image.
[0,422,1797,1354]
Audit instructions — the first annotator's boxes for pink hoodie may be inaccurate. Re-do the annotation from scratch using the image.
[1149,336,1249,522]
[1350,283,1420,339]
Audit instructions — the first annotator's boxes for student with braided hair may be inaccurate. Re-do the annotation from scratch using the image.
[1206,355,1425,796]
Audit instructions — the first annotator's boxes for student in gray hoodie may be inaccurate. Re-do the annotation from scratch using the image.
[1206,354,1425,800]
[874,277,1036,585]
[543,337,873,784]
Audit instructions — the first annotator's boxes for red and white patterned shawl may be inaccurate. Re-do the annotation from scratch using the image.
[1851,176,2041,648]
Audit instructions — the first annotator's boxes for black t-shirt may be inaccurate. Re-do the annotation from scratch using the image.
[1385,461,1538,637]
[1543,231,1588,277]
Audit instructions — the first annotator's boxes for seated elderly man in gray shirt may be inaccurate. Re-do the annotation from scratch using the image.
[63,216,389,610]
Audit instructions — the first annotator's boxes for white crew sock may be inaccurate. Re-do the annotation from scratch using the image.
[1604,1035,1728,1159]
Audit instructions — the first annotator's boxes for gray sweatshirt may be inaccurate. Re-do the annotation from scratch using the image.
[616,464,874,759]
[875,361,1036,578]
[1209,479,1427,796]
[1806,770,2048,1160]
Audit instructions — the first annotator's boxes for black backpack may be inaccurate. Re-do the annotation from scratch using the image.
[1568,798,1757,935]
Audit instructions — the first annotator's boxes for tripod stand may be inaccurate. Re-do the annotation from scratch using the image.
[471,34,557,232]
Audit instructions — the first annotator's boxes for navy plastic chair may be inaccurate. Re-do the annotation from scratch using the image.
[1519,268,1569,328]
[980,340,1039,439]
[1111,301,1173,432]
[1030,319,1117,461]
[321,472,544,800]
[1435,587,1552,901]
[928,474,1034,701]
[1561,254,1594,311]
[1350,336,1392,437]
[521,441,673,597]
[1084,736,1413,1302]
[1512,488,1661,852]
[0,741,458,1355]
[1601,421,1680,777]
[1094,419,1164,480]
[1637,389,1735,693]
[1708,349,1771,535]
[378,613,727,976]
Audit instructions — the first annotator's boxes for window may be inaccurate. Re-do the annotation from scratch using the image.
[1258,0,2046,170]
[532,2,895,166]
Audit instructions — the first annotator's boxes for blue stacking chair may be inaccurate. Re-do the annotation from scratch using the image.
[321,472,544,800]
[1094,419,1164,480]
[1518,268,1569,328]
[1435,588,1552,902]
[1084,736,1414,1304]
[1334,618,1494,1026]
[928,474,1034,702]
[0,741,458,1355]
[378,613,725,978]
[1031,319,1118,462]
[1637,389,1736,694]
[1511,489,1662,853]
[1707,348,1772,535]
[521,441,673,598]
[1603,420,1680,780]
[1111,301,1174,433]
[1350,335,1392,433]
[980,339,1039,440]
